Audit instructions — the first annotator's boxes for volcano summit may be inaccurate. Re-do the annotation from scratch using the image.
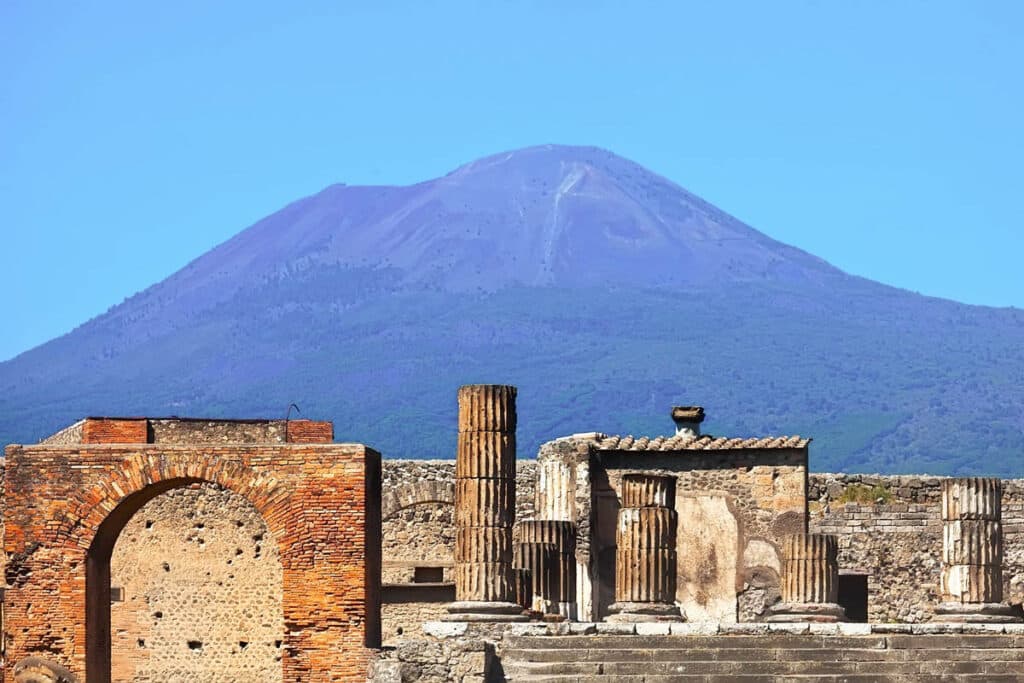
[1,145,1021,475]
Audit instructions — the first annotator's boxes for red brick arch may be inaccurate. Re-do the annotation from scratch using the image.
[62,452,291,554]
[3,442,381,683]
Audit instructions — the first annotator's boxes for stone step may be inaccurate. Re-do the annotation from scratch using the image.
[502,658,1024,677]
[506,633,1024,650]
[506,635,892,650]
[498,634,1024,681]
[503,647,894,663]
[507,677,1024,683]
[503,646,1024,664]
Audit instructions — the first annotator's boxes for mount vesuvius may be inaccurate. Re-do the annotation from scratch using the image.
[2,145,1021,475]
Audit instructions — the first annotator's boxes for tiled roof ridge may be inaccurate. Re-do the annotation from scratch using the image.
[595,433,810,451]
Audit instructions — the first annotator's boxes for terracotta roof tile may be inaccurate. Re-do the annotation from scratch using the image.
[594,433,810,451]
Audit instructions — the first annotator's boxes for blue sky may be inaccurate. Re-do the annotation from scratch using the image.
[2,1,1021,362]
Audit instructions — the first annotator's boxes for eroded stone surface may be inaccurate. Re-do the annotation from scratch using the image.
[677,494,740,623]
[110,484,284,683]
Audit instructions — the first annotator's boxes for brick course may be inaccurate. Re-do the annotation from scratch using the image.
[285,420,334,444]
[81,419,148,444]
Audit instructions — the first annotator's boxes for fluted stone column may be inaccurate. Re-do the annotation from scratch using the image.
[621,473,675,508]
[768,534,845,622]
[512,567,533,610]
[518,520,577,618]
[446,385,526,621]
[514,541,559,614]
[536,456,575,521]
[607,474,684,622]
[935,478,1018,622]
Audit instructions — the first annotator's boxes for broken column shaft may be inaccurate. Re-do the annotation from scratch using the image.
[446,384,526,621]
[517,520,576,617]
[514,541,559,614]
[936,478,1018,622]
[768,533,846,622]
[512,567,533,610]
[607,473,684,622]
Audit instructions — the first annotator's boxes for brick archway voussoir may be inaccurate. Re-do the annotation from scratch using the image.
[66,453,293,554]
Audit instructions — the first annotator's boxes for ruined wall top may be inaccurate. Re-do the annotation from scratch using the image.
[36,416,333,445]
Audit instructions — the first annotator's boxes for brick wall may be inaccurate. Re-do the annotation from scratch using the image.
[285,420,334,444]
[46,417,336,446]
[2,442,380,683]
[81,419,149,444]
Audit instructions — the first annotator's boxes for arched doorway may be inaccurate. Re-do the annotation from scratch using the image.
[108,482,284,682]
[86,477,285,682]
[4,442,380,683]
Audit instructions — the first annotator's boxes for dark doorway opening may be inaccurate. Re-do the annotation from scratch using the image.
[838,573,869,622]
[413,566,445,583]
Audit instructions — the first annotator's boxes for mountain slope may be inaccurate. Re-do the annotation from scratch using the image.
[2,145,1022,475]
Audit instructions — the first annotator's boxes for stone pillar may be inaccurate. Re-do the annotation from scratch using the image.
[514,541,559,614]
[768,533,846,622]
[607,474,684,622]
[518,520,577,618]
[446,385,526,621]
[536,457,575,521]
[935,478,1018,622]
[512,567,533,610]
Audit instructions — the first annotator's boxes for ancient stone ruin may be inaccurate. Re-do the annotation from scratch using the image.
[2,391,1024,681]
[447,385,524,622]
[767,533,845,622]
[1,417,381,682]
[606,474,683,623]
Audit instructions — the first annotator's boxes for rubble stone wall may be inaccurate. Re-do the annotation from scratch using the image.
[378,463,1024,627]
[379,460,536,641]
[808,473,1024,623]
[110,483,284,683]
[148,419,287,444]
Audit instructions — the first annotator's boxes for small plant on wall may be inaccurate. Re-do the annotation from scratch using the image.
[837,483,893,505]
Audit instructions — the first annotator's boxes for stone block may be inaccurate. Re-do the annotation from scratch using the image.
[912,623,964,634]
[635,622,672,635]
[502,622,549,637]
[670,621,719,635]
[423,621,468,638]
[719,622,769,635]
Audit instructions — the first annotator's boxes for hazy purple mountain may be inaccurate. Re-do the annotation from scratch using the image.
[1,145,1021,475]
[114,146,842,320]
